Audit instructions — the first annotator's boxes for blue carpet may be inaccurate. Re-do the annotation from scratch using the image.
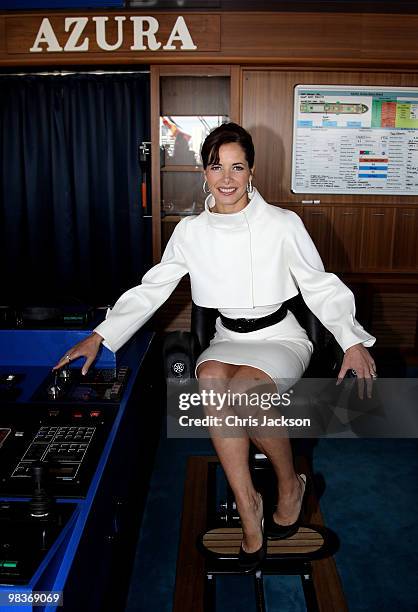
[314,439,418,612]
[125,436,418,612]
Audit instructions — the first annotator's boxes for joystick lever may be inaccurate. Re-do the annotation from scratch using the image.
[29,463,53,518]
[47,371,63,400]
[47,367,71,400]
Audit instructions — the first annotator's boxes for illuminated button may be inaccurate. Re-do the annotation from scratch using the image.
[72,412,83,419]
[89,410,101,418]
[3,561,18,568]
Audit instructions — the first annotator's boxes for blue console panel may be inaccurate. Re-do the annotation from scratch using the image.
[0,328,155,612]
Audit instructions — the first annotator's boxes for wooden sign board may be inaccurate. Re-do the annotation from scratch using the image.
[4,13,220,56]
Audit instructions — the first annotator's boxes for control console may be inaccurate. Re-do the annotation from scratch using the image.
[0,500,76,585]
[32,366,130,403]
[0,401,116,498]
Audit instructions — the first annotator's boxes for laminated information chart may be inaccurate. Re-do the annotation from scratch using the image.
[291,85,418,195]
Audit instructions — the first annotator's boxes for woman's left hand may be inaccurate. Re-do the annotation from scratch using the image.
[336,343,377,399]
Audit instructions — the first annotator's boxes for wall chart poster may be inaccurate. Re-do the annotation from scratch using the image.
[291,85,418,195]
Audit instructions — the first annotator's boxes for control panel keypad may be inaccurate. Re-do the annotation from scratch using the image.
[11,425,96,480]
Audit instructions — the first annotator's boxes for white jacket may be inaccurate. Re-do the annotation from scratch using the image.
[94,189,376,353]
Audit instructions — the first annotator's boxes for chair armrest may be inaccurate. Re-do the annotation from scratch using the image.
[191,302,219,353]
[287,294,344,377]
[162,330,200,381]
[304,331,344,378]
[162,303,218,383]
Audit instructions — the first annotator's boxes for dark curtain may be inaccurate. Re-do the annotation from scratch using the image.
[0,73,150,306]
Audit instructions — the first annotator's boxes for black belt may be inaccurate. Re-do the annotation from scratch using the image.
[219,303,288,333]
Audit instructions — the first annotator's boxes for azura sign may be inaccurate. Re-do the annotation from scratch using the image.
[29,15,197,53]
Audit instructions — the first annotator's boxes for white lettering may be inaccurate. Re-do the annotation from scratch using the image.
[29,17,63,53]
[130,16,161,51]
[163,16,197,50]
[64,17,89,52]
[93,16,126,51]
[29,15,198,54]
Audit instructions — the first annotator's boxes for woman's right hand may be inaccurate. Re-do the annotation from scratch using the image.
[52,332,104,375]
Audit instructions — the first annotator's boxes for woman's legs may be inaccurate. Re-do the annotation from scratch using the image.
[197,360,304,552]
[228,366,305,527]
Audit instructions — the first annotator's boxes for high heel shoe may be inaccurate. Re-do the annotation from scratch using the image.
[238,519,266,574]
[266,474,308,540]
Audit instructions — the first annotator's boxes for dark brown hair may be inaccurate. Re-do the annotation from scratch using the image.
[201,122,255,169]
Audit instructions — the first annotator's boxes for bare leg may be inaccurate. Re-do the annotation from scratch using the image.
[229,366,305,526]
[209,433,263,553]
[250,436,305,526]
[197,361,263,553]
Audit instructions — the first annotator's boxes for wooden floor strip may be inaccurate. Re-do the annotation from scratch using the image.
[173,456,217,612]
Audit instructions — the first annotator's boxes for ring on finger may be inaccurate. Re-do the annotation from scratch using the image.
[65,354,72,361]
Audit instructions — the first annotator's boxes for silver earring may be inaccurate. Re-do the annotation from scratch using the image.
[247,177,254,194]
[202,179,211,194]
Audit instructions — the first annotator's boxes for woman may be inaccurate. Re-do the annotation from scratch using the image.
[54,123,376,572]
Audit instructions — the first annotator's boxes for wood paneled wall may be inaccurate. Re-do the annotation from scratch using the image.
[242,69,418,205]
[3,11,418,68]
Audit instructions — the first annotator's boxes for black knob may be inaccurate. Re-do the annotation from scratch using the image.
[29,463,53,518]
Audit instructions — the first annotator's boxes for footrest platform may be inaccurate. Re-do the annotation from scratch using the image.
[199,524,334,563]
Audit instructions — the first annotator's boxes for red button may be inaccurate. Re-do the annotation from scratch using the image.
[72,411,83,418]
[90,410,101,418]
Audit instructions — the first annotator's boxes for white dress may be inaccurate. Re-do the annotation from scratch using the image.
[195,303,314,388]
[94,188,375,389]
